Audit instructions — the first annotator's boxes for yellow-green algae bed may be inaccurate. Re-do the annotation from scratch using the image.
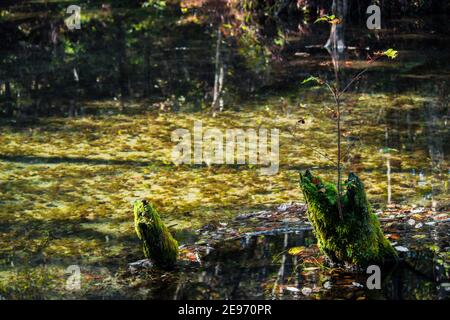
[0,91,448,298]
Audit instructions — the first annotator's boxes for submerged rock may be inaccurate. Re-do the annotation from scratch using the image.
[128,259,153,274]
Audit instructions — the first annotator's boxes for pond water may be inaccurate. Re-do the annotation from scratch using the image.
[0,1,448,299]
[122,229,449,300]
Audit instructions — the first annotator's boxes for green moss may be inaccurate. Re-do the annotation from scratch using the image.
[133,200,179,269]
[300,170,397,267]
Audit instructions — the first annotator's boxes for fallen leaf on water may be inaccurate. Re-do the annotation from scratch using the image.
[285,286,300,293]
[411,207,425,214]
[386,233,400,240]
[434,213,449,220]
[441,283,450,291]
[395,246,409,252]
[303,267,319,271]
[294,52,310,57]
[301,287,312,295]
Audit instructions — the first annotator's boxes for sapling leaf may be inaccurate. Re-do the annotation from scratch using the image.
[288,246,305,255]
[383,48,398,59]
[314,16,328,23]
[301,76,323,86]
[380,147,398,154]
[314,15,336,24]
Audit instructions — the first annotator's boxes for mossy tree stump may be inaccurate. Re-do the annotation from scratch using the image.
[300,170,397,267]
[133,200,179,269]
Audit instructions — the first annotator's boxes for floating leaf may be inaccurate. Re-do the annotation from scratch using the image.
[303,267,319,271]
[301,287,312,295]
[386,233,400,240]
[395,246,409,252]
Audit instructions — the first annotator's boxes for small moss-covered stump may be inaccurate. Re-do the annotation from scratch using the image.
[133,200,179,269]
[300,170,397,267]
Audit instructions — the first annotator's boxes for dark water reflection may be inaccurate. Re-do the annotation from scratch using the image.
[124,230,449,300]
[0,3,448,114]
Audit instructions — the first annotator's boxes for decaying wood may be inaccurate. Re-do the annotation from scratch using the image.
[133,200,179,269]
[300,170,398,267]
